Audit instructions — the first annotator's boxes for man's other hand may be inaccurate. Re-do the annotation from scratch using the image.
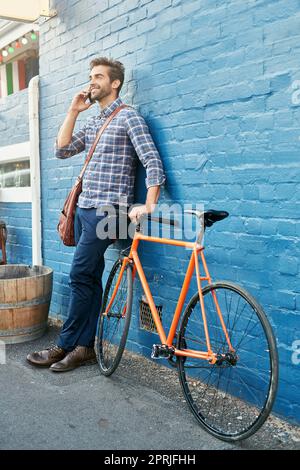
[128,204,153,224]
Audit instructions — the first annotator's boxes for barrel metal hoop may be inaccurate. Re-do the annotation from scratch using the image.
[0,321,48,337]
[0,293,52,309]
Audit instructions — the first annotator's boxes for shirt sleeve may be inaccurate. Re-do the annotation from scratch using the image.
[124,111,166,189]
[54,125,86,159]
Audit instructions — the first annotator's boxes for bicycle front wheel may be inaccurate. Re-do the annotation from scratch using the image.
[177,281,278,442]
[95,258,133,376]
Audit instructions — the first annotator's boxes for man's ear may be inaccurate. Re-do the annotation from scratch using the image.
[112,79,121,90]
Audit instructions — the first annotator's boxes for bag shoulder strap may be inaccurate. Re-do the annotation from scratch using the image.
[78,104,128,180]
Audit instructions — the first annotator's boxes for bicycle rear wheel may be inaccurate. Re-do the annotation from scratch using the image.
[95,258,133,376]
[177,281,278,442]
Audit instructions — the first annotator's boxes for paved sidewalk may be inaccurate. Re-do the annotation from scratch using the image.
[1,324,299,450]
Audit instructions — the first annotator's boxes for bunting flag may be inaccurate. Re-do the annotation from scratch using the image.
[0,59,26,98]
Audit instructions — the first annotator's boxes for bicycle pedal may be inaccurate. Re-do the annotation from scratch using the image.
[151,344,175,359]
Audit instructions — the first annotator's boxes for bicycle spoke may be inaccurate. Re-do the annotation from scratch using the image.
[232,369,265,409]
[220,366,234,431]
[236,362,272,386]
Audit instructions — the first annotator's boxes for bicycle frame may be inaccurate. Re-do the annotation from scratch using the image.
[104,230,235,365]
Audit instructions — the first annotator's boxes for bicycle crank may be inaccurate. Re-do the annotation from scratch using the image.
[151,344,175,360]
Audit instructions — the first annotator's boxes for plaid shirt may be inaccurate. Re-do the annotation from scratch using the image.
[55,97,166,209]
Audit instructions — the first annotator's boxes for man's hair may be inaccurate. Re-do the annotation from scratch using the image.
[90,57,125,95]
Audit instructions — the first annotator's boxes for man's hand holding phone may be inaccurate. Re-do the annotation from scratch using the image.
[68,88,95,114]
[57,87,96,148]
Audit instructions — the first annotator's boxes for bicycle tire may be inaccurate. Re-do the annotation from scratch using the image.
[95,258,133,376]
[177,281,278,442]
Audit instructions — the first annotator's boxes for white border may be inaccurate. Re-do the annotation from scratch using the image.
[0,141,31,202]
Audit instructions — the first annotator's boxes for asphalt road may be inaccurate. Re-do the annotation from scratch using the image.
[1,324,299,450]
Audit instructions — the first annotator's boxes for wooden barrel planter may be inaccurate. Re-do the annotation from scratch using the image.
[0,265,53,344]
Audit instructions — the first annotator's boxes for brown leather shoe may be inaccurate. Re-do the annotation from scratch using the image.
[50,346,97,372]
[26,345,66,367]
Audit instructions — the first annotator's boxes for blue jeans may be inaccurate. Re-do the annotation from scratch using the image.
[57,207,116,351]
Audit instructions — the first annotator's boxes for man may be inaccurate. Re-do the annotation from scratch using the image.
[27,57,166,372]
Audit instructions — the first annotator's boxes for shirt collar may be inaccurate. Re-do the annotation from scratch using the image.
[99,97,123,119]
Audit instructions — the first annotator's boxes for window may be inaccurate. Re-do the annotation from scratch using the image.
[0,142,31,202]
[0,160,30,188]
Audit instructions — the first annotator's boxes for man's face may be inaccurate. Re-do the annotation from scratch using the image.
[88,65,118,101]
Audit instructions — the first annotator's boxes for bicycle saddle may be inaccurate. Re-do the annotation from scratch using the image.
[204,210,229,227]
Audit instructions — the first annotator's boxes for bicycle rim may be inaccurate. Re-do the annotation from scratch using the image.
[95,259,133,376]
[177,281,278,442]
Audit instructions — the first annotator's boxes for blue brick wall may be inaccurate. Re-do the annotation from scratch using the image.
[0,88,32,265]
[39,0,300,424]
[0,89,30,144]
[0,203,32,264]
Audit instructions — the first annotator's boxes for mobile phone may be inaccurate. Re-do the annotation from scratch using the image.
[87,91,96,104]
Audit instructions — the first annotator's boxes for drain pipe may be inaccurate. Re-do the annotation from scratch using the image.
[28,75,42,266]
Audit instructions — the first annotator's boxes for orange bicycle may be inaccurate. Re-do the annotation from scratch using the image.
[95,209,278,442]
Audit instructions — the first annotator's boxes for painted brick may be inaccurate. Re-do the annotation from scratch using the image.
[279,257,299,276]
[0,203,32,265]
[146,0,172,18]
[1,0,299,425]
[110,15,129,33]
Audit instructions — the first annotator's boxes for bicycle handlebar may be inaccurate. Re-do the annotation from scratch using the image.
[139,214,179,227]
